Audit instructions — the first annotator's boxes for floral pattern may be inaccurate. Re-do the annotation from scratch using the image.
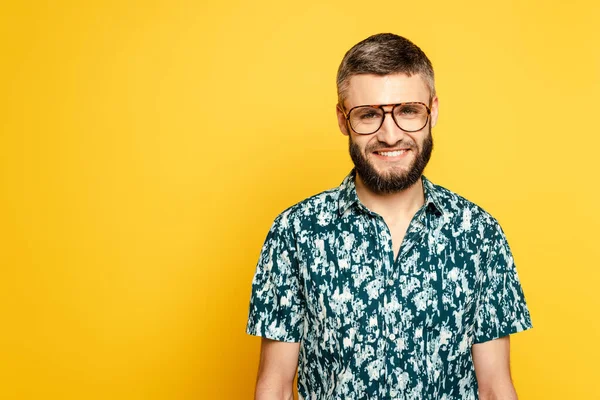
[246,168,533,399]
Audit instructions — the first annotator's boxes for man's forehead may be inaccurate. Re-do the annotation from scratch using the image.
[345,72,430,108]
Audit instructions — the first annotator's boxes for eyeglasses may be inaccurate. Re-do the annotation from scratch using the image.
[339,102,431,135]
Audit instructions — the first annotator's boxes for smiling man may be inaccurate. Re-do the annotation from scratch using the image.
[246,33,533,400]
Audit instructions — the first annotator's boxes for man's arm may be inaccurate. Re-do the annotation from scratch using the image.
[254,337,300,400]
[471,218,533,399]
[472,335,517,400]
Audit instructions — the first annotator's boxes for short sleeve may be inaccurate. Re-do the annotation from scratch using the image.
[473,221,533,344]
[245,210,305,342]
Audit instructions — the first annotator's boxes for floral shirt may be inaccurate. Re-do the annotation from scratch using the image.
[245,168,533,399]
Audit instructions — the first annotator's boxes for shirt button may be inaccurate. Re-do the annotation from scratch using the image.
[389,333,396,340]
[387,279,394,286]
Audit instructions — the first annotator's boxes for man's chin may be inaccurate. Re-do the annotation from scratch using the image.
[378,172,410,185]
[370,163,410,178]
[364,168,410,184]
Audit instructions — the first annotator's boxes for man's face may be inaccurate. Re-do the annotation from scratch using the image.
[336,73,439,194]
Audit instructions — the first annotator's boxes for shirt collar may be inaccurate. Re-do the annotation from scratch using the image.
[337,168,446,217]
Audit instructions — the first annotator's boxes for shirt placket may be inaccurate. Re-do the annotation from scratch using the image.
[363,213,385,395]
[371,212,407,398]
[424,214,444,399]
[385,208,431,399]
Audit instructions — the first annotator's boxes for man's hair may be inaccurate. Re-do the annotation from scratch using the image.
[336,33,436,107]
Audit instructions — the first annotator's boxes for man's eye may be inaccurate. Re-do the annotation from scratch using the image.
[360,112,379,119]
[399,108,417,115]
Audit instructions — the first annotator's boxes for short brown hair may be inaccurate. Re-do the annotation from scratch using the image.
[336,33,436,107]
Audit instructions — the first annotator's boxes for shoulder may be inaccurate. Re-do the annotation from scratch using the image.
[431,181,515,273]
[268,185,341,235]
[430,179,506,239]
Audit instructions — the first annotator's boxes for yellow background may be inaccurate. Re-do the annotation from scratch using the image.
[1,1,598,399]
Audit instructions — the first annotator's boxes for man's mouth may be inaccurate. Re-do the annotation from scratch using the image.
[373,149,411,157]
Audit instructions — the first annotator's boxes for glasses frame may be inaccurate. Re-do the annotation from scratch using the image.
[339,101,432,135]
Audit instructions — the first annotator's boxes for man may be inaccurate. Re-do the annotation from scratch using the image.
[246,33,533,400]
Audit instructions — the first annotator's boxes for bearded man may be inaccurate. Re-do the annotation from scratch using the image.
[246,33,533,400]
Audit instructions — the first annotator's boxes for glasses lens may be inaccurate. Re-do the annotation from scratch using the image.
[393,103,429,132]
[349,107,384,134]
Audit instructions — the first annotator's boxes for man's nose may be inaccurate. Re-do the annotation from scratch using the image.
[375,111,405,145]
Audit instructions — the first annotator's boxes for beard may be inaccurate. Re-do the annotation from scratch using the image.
[348,125,433,194]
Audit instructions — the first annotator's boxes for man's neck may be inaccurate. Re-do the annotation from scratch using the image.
[355,172,425,225]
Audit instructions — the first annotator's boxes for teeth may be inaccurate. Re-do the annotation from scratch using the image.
[378,150,407,157]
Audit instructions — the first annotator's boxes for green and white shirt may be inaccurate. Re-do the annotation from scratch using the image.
[246,169,533,399]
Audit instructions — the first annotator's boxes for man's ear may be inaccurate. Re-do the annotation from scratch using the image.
[430,96,439,128]
[336,104,350,136]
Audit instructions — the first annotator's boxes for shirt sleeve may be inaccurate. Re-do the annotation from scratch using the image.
[473,220,533,344]
[245,210,305,342]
